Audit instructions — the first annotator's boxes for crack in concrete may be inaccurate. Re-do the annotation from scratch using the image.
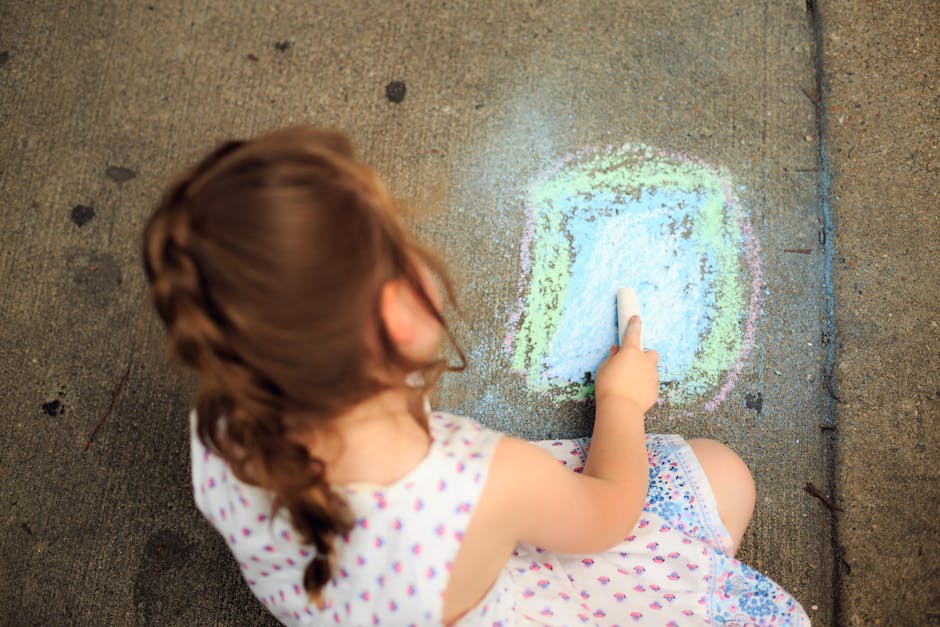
[807,1,843,623]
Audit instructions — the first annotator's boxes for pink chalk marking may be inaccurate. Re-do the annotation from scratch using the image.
[699,195,763,414]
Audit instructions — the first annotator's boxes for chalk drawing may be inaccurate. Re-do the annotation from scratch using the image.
[506,144,762,412]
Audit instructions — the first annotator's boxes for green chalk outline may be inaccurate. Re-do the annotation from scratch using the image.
[512,146,747,405]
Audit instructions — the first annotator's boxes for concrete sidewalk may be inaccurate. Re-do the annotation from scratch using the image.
[0,1,935,624]
[818,2,939,625]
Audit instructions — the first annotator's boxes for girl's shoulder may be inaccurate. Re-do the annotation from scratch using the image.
[188,410,504,506]
[335,411,503,499]
[424,412,505,480]
[426,411,502,448]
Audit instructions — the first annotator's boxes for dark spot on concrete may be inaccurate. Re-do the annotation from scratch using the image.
[70,205,95,227]
[274,41,291,52]
[105,165,137,183]
[386,81,406,103]
[20,522,33,535]
[0,51,9,67]
[68,250,123,305]
[133,529,192,623]
[147,4,155,10]
[745,392,763,412]
[245,53,259,62]
[41,399,65,416]
[142,530,190,566]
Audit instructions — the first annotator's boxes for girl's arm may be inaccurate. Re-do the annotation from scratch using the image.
[492,316,659,553]
[443,318,657,620]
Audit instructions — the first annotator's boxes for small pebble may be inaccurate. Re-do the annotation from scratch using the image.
[105,165,137,182]
[804,135,813,142]
[811,605,818,611]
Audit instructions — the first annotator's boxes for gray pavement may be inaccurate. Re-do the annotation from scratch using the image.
[0,1,935,625]
[818,2,940,625]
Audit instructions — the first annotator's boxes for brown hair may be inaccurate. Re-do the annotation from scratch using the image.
[142,127,464,601]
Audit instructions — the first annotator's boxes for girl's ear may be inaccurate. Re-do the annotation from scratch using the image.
[379,279,416,349]
[379,276,443,362]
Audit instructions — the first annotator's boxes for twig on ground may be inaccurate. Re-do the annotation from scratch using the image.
[84,295,149,451]
[823,365,844,403]
[804,482,844,512]
[84,362,132,451]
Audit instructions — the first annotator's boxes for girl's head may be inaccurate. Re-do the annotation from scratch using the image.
[142,126,462,600]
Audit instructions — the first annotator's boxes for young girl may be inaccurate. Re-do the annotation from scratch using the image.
[143,127,810,625]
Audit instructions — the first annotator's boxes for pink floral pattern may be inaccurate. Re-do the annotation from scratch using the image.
[191,412,810,625]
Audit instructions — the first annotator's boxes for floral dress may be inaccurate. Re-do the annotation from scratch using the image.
[191,411,810,625]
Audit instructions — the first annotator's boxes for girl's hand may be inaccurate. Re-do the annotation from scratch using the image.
[594,315,659,412]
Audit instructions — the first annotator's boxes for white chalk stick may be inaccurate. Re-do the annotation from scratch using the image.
[617,287,641,349]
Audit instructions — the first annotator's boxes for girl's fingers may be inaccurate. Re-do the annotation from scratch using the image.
[623,315,642,349]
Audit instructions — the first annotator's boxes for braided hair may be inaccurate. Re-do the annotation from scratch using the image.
[142,127,464,602]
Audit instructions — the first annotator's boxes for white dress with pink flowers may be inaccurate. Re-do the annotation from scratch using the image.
[191,411,810,625]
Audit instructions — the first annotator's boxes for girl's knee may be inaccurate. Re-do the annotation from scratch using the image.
[688,439,755,499]
[687,438,755,553]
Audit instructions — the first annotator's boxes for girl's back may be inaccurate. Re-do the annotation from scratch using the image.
[192,410,499,624]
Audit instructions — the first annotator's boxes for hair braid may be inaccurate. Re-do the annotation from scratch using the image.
[143,135,362,604]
